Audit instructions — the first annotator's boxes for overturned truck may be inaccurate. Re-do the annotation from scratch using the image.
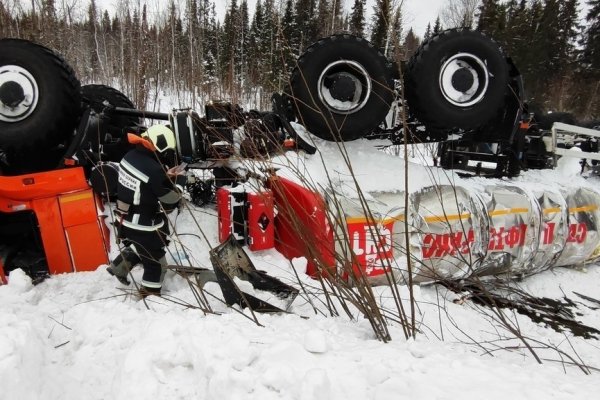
[0,29,597,290]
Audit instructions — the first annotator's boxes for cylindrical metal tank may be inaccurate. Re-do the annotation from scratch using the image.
[396,185,488,283]
[554,187,600,267]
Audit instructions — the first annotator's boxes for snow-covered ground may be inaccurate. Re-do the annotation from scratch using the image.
[2,135,600,400]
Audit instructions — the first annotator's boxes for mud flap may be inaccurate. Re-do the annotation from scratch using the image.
[210,235,299,313]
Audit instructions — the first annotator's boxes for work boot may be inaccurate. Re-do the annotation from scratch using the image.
[136,285,162,300]
[107,266,130,286]
[107,246,140,286]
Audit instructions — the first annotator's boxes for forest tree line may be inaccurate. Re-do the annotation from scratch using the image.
[0,0,598,118]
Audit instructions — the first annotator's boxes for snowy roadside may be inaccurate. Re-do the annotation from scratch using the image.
[2,137,600,400]
[1,261,599,400]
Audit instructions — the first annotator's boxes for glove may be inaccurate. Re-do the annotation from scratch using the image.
[167,163,187,177]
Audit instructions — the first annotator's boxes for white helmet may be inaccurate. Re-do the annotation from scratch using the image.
[142,125,176,153]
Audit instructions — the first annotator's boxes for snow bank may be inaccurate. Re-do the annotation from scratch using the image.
[1,262,599,399]
[2,134,600,399]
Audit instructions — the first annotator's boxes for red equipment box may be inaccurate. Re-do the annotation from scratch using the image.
[217,186,274,251]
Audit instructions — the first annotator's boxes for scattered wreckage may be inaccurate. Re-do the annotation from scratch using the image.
[1,30,599,311]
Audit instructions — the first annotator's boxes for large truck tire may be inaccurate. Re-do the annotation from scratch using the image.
[289,34,395,141]
[82,84,140,161]
[405,29,510,132]
[0,39,81,153]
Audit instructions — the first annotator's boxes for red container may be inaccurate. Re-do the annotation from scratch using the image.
[247,191,274,251]
[267,176,335,277]
[217,188,233,243]
[217,186,274,250]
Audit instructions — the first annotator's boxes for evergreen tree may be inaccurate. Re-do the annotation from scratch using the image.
[545,0,579,110]
[581,0,600,71]
[261,0,279,92]
[200,0,219,85]
[282,0,297,49]
[557,0,579,71]
[433,16,442,34]
[136,4,150,107]
[388,6,402,58]
[165,1,186,90]
[402,28,420,61]
[371,0,391,51]
[331,0,343,33]
[186,0,200,86]
[101,10,111,33]
[221,0,239,90]
[111,14,120,33]
[86,0,101,80]
[580,0,600,116]
[248,0,264,86]
[477,0,502,36]
[281,0,298,69]
[295,0,317,51]
[317,0,332,37]
[505,0,518,22]
[349,0,366,37]
[533,0,562,83]
[423,22,432,41]
[239,0,250,83]
[503,0,529,72]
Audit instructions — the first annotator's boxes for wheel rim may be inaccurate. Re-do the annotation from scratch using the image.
[439,53,489,107]
[0,65,39,122]
[317,60,372,115]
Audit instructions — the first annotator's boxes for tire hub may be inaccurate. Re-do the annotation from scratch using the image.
[451,68,475,93]
[439,53,489,107]
[0,65,39,122]
[318,60,371,114]
[325,73,357,103]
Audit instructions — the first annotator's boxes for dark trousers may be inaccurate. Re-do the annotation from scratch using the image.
[120,224,169,287]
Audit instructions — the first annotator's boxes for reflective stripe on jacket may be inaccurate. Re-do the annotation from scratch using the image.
[117,147,181,231]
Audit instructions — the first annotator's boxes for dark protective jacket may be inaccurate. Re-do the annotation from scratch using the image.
[117,146,182,231]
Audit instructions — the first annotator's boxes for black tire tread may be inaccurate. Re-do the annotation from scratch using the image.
[289,34,395,141]
[405,28,509,132]
[82,84,136,110]
[0,38,81,151]
[81,84,139,161]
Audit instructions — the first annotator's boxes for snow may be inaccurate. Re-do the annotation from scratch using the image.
[3,134,600,399]
[2,264,600,399]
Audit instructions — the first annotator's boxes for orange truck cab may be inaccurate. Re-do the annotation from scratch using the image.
[0,166,110,284]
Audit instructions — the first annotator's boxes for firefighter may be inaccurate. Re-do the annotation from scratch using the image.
[107,124,187,297]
